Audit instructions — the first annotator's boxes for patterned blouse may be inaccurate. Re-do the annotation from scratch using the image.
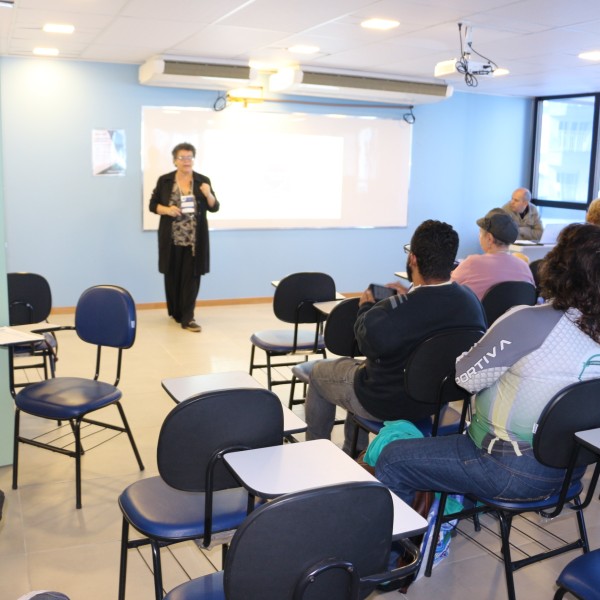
[169,182,196,253]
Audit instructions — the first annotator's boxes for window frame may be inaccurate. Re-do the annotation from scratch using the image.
[530,92,600,212]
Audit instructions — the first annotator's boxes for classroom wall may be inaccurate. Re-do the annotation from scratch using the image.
[0,57,533,308]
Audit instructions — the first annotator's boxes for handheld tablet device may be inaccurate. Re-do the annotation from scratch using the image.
[369,284,397,302]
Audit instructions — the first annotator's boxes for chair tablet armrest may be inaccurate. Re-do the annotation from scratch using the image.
[360,538,422,586]
[30,324,74,334]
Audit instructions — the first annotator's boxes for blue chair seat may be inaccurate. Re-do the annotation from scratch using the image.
[556,548,600,600]
[16,377,121,420]
[476,479,584,512]
[353,408,463,441]
[119,478,250,541]
[250,330,324,353]
[164,572,224,600]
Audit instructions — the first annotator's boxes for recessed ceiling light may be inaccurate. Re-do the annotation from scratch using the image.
[0,1,14,8]
[288,44,320,55]
[493,68,510,77]
[579,50,600,61]
[43,23,75,34]
[33,47,60,57]
[361,18,400,31]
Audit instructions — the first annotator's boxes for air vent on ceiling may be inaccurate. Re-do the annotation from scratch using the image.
[139,58,254,90]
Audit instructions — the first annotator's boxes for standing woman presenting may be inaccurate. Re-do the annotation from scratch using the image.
[149,142,219,332]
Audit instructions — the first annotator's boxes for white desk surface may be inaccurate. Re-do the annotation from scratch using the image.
[394,271,409,280]
[0,326,44,346]
[313,299,344,315]
[509,243,555,261]
[575,428,600,453]
[224,439,428,539]
[161,370,307,436]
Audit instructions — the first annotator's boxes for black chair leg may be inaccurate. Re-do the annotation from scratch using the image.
[497,512,517,600]
[288,375,298,409]
[12,408,20,490]
[425,492,449,577]
[115,402,145,471]
[150,541,164,600]
[265,352,272,389]
[74,419,83,509]
[349,419,360,459]
[249,344,256,376]
[553,589,568,600]
[118,518,129,600]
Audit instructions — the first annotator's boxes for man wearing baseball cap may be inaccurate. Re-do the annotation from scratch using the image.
[451,208,535,300]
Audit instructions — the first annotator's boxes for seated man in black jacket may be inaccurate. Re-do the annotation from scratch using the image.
[305,219,487,454]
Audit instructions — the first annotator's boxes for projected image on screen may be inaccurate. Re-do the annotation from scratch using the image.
[204,131,343,221]
[142,106,411,231]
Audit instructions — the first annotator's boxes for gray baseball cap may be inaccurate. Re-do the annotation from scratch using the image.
[476,208,518,244]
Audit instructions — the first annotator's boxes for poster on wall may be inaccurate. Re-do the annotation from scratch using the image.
[92,129,126,176]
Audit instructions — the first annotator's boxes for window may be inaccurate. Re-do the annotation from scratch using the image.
[532,94,599,210]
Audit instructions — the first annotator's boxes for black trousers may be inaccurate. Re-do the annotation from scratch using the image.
[164,245,201,325]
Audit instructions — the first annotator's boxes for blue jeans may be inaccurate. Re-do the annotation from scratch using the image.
[305,357,381,454]
[375,433,569,506]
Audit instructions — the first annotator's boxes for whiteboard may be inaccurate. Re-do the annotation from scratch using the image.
[142,106,411,230]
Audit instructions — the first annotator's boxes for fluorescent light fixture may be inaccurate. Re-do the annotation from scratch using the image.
[288,44,320,55]
[33,47,60,57]
[268,66,303,92]
[361,18,400,31]
[228,86,263,100]
[43,23,75,34]
[0,1,14,8]
[434,59,458,78]
[579,50,600,61]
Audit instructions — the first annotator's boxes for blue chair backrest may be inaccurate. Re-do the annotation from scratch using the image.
[8,272,52,325]
[273,272,336,324]
[224,481,392,600]
[158,388,284,492]
[75,285,136,349]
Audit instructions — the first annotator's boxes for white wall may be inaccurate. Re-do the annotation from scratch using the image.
[0,57,533,307]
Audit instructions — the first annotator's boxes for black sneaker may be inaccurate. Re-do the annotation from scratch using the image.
[182,321,202,332]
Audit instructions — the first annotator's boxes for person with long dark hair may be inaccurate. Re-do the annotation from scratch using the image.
[376,223,600,505]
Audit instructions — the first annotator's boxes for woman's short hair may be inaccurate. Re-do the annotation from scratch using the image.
[540,223,600,342]
[586,198,600,226]
[171,142,196,160]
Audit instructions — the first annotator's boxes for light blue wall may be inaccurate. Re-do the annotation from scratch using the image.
[0,59,12,464]
[0,57,533,307]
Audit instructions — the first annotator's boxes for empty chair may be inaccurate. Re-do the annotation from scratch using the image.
[12,285,144,509]
[350,327,485,457]
[8,272,58,384]
[163,481,420,600]
[425,378,600,600]
[481,280,537,325]
[249,272,336,389]
[118,387,284,600]
[289,296,361,409]
[554,548,600,599]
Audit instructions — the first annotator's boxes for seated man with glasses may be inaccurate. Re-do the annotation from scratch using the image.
[304,220,487,455]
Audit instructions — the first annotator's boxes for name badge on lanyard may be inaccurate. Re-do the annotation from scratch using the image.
[180,195,195,215]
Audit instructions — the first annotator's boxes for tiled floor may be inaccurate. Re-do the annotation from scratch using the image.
[0,303,596,599]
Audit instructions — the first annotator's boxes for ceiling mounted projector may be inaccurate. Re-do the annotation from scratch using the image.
[434,23,498,87]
